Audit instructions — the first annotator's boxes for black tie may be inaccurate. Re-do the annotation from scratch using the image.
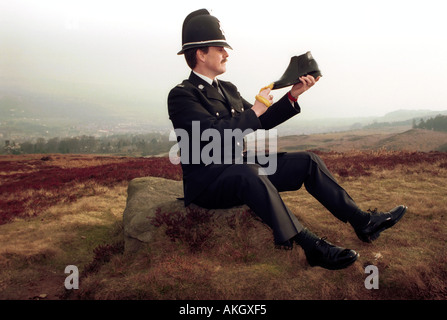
[213,80,226,101]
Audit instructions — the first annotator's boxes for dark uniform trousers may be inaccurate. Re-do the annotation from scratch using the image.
[168,72,361,245]
[193,152,360,245]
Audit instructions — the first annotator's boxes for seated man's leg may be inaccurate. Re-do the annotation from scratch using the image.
[193,161,359,270]
[265,151,407,244]
[266,152,369,228]
[193,163,305,246]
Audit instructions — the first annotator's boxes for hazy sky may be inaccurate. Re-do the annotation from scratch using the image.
[1,0,447,123]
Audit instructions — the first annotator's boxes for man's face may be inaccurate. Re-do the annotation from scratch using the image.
[201,46,229,78]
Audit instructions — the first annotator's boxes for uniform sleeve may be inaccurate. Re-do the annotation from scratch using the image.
[256,94,300,130]
[237,90,300,130]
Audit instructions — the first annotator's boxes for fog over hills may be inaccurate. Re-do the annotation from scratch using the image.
[1,84,447,142]
[0,85,169,140]
[275,109,447,136]
[2,0,446,144]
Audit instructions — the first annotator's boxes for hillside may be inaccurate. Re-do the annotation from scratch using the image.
[278,128,447,152]
[2,86,447,141]
[1,151,446,302]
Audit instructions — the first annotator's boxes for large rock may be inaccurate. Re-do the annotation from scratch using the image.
[122,177,249,253]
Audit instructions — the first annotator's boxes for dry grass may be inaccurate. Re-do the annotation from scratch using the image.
[0,183,127,299]
[0,151,446,300]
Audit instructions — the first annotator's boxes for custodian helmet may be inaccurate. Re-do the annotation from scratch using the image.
[177,9,232,55]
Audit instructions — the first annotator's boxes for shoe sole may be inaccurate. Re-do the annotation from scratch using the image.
[361,206,407,243]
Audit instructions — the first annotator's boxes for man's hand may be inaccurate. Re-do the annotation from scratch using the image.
[252,88,273,117]
[290,75,321,100]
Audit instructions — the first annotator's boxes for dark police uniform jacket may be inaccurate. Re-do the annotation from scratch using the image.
[168,71,301,206]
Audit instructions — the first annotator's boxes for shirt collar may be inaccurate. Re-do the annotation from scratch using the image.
[193,71,217,86]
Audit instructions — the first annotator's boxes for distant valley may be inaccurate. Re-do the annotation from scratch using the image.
[278,127,447,153]
[1,86,447,154]
[2,85,447,141]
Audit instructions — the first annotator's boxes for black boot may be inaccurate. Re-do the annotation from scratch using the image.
[354,205,407,243]
[295,229,358,270]
[304,237,358,270]
[272,51,322,89]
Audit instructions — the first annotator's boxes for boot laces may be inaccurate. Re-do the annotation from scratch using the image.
[315,236,331,247]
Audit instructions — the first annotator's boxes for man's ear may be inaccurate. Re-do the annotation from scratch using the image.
[196,49,207,63]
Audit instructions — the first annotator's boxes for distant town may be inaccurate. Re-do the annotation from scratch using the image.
[2,103,447,156]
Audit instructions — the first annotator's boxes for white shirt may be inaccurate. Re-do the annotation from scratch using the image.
[193,71,214,86]
[193,71,225,97]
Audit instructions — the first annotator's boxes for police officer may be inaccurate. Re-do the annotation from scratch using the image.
[168,9,407,270]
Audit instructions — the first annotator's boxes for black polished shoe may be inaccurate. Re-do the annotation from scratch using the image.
[355,205,407,243]
[304,237,359,270]
[272,51,322,89]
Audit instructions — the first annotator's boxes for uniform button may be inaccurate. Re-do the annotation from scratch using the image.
[216,112,219,116]
[231,108,235,113]
[241,107,244,111]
